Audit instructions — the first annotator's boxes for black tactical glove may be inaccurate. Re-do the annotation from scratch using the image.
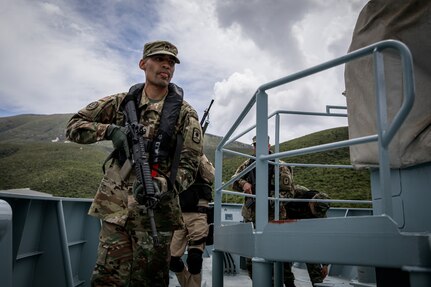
[132,181,158,207]
[105,124,130,158]
[132,177,166,206]
[132,181,145,205]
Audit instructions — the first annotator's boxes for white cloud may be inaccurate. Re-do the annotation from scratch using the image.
[212,69,262,134]
[40,2,64,16]
[0,0,134,114]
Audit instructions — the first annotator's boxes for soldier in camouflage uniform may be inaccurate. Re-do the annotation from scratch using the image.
[169,154,215,287]
[231,136,295,282]
[283,185,330,287]
[66,40,203,287]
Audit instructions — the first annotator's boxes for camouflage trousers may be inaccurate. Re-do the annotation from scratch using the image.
[91,221,173,287]
[245,259,323,287]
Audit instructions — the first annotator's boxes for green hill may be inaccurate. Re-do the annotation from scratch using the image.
[0,114,371,207]
[0,141,106,198]
[279,127,370,203]
[0,114,71,142]
[0,114,250,197]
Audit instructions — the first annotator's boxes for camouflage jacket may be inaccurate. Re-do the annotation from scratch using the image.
[286,185,330,219]
[231,154,294,222]
[66,83,203,229]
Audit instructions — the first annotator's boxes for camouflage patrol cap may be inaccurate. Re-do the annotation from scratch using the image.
[252,135,270,145]
[311,192,330,218]
[143,40,180,63]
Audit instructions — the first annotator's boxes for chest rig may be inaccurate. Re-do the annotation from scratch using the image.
[104,82,184,186]
[130,84,182,166]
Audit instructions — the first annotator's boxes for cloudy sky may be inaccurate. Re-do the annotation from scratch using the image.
[0,0,368,143]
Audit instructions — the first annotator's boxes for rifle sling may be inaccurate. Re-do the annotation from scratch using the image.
[169,133,183,186]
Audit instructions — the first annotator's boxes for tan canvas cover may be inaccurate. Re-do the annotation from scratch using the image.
[344,0,431,168]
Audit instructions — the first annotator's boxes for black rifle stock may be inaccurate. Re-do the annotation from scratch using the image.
[123,98,160,247]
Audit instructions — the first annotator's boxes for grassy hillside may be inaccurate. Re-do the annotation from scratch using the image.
[0,141,106,198]
[0,114,371,207]
[203,134,250,164]
[0,114,71,142]
[0,114,249,198]
[281,127,371,205]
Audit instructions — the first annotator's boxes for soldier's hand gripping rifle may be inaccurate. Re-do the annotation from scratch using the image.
[122,94,160,247]
[200,99,214,134]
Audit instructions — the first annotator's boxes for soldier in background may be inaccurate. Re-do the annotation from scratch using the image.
[284,186,331,287]
[66,40,203,287]
[169,154,215,287]
[232,136,330,287]
[231,136,295,282]
[169,99,215,287]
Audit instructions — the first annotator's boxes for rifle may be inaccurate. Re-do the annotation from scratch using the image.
[199,99,215,245]
[122,94,160,247]
[200,99,214,134]
[244,168,256,208]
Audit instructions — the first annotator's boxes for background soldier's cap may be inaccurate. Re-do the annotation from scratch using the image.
[143,40,180,64]
[252,135,270,145]
[312,192,330,218]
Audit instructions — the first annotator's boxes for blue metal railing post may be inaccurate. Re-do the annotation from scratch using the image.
[274,261,283,287]
[374,49,392,217]
[213,141,224,287]
[57,201,74,287]
[0,200,12,287]
[273,114,282,285]
[252,257,273,287]
[255,89,269,232]
[274,113,281,220]
[253,89,271,285]
[212,249,224,287]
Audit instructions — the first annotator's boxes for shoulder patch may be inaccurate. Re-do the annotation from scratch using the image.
[192,127,201,144]
[86,101,99,110]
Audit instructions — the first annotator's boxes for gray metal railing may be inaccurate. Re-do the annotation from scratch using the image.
[212,40,417,287]
[0,191,100,287]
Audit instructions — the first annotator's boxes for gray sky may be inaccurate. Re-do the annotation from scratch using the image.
[0,0,368,143]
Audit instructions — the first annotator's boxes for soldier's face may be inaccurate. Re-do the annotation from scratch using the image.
[252,143,271,152]
[140,55,176,88]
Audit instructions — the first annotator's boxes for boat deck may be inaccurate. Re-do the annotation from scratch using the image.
[168,256,358,287]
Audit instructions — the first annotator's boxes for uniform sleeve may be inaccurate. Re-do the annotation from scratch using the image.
[66,94,123,144]
[175,105,203,193]
[231,160,249,192]
[279,165,294,194]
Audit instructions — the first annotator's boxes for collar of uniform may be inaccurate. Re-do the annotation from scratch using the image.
[140,88,168,105]
[139,89,167,112]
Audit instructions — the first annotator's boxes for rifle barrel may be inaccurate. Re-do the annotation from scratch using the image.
[200,99,214,130]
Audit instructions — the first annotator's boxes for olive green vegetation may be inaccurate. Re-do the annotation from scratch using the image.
[0,114,371,207]
[0,142,106,198]
[0,114,248,198]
